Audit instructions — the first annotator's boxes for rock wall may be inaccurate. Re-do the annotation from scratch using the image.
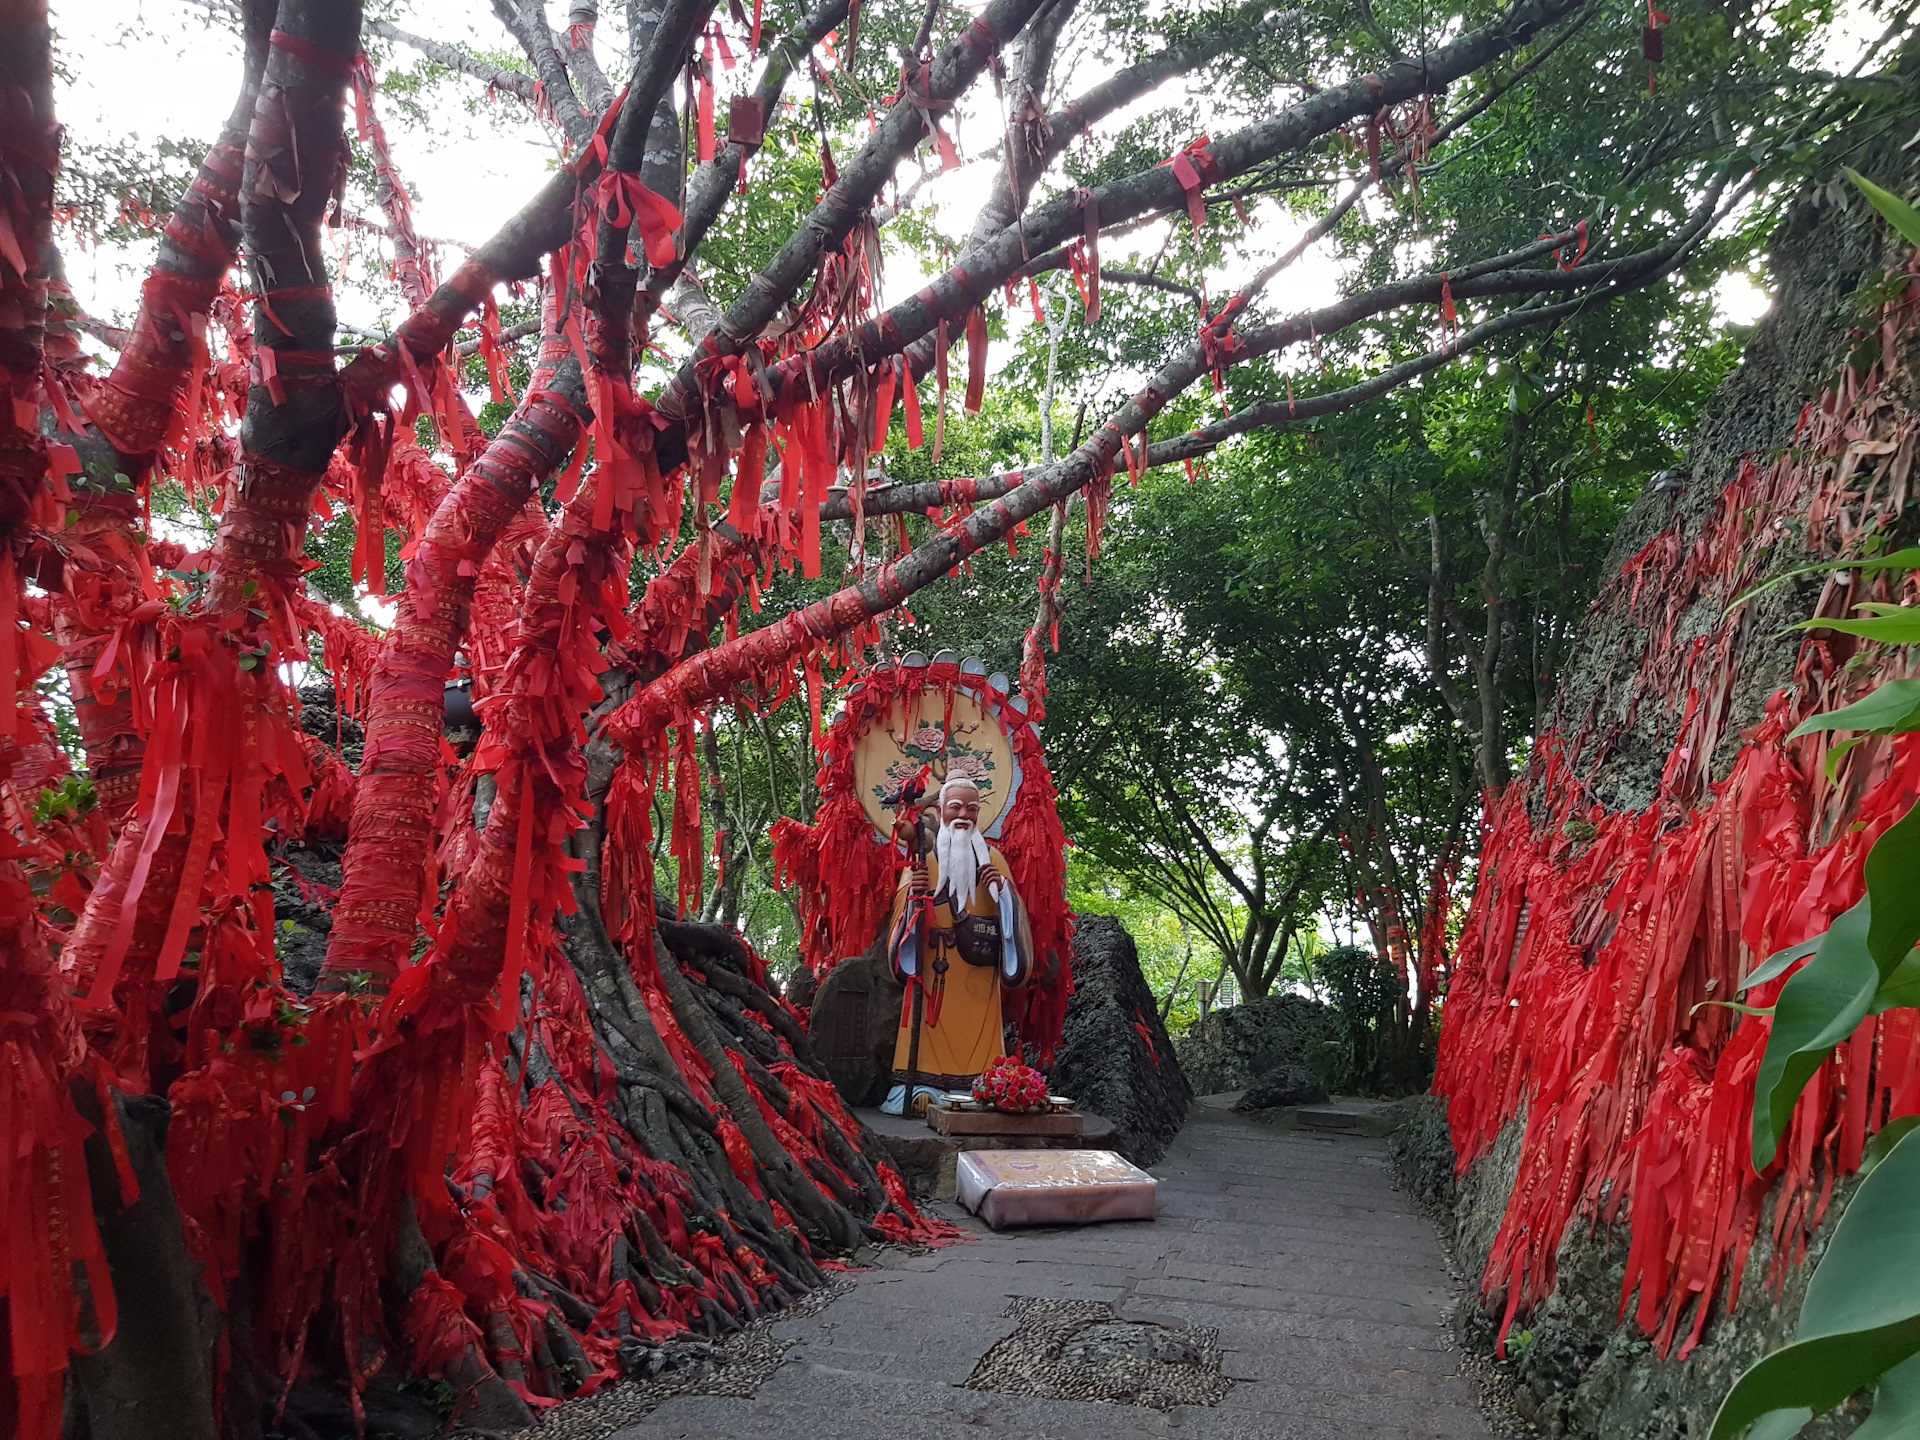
[1425,126,1920,1440]
[1174,991,1343,1096]
[1392,1100,1859,1440]
[808,933,905,1109]
[1047,915,1192,1166]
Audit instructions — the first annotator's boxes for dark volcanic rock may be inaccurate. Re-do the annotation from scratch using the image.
[272,842,342,997]
[784,963,819,1013]
[1047,914,1190,1166]
[1175,992,1342,1096]
[1234,1062,1327,1111]
[809,934,906,1109]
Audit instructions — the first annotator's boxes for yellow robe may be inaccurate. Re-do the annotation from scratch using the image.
[888,847,1032,1089]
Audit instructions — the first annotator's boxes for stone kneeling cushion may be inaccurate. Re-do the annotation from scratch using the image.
[955,1149,1157,1229]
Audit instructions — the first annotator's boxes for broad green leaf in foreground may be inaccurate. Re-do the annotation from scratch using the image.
[1848,169,1920,249]
[1727,547,1920,617]
[1714,1127,1920,1437]
[1742,935,1824,992]
[1863,1115,1920,1177]
[1866,803,1920,971]
[1870,949,1920,1016]
[1752,898,1878,1171]
[1795,608,1920,645]
[1744,1409,1813,1440]
[1788,679,1920,740]
[1851,1352,1920,1440]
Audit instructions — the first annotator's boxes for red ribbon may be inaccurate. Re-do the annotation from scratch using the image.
[269,28,357,74]
[902,356,924,449]
[595,173,683,268]
[1159,137,1217,229]
[964,306,988,414]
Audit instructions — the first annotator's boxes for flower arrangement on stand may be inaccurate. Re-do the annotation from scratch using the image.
[973,1056,1052,1114]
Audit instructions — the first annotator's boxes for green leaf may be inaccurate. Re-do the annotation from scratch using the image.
[1742,936,1823,992]
[1752,899,1878,1172]
[1693,999,1778,1019]
[1871,950,1920,1016]
[1726,548,1920,618]
[1854,1351,1920,1440]
[1714,1127,1920,1437]
[1867,804,1920,971]
[1788,680,1920,740]
[1863,1116,1920,1177]
[1827,736,1870,781]
[1839,547,1920,573]
[1848,169,1920,250]
[1745,1409,1813,1440]
[1796,609,1920,645]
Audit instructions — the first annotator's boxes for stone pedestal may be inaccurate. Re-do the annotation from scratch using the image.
[857,1106,1117,1200]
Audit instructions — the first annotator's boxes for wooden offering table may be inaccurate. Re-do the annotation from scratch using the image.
[926,1102,1084,1138]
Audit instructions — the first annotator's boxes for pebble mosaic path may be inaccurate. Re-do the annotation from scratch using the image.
[606,1103,1489,1440]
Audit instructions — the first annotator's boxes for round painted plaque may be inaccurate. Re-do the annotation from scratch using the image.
[851,684,1024,841]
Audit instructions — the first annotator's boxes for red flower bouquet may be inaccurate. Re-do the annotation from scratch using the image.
[972,1056,1051,1114]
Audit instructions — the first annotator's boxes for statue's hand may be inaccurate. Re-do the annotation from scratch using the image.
[909,862,930,895]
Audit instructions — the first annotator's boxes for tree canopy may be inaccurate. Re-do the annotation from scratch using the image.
[3,0,1915,1431]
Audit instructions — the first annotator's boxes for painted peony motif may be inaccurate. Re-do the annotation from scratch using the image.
[873,739,998,812]
[944,752,990,784]
[905,725,947,755]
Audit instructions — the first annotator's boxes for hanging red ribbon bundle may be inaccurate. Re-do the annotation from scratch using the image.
[1643,0,1671,92]
[594,173,683,268]
[1158,137,1218,230]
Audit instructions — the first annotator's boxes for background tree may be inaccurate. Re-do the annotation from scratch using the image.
[2,0,1910,1433]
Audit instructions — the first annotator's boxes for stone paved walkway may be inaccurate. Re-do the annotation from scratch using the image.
[612,1104,1488,1440]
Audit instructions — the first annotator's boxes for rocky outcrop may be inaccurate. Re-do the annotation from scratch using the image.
[1421,123,1920,1440]
[1234,1063,1328,1111]
[1174,992,1343,1096]
[808,934,906,1109]
[1047,915,1190,1166]
[1390,1099,1857,1440]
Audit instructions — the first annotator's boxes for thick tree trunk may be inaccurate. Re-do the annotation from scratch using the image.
[321,367,588,988]
[66,1090,218,1440]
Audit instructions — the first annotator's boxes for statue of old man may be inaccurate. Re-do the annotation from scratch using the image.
[881,772,1034,1116]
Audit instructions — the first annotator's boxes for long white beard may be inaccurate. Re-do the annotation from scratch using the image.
[933,821,991,907]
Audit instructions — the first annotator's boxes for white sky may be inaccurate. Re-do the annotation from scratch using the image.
[52,0,1422,350]
[56,0,1896,374]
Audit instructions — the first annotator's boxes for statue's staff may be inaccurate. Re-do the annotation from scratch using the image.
[885,765,934,1112]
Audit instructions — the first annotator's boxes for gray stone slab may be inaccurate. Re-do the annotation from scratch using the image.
[760,1359,1177,1436]
[1166,1404,1466,1440]
[778,1308,1018,1383]
[1217,1381,1487,1434]
[615,1396,987,1440]
[1126,1276,1448,1325]
[1218,1345,1473,1387]
[1120,1295,1456,1353]
[1155,1257,1450,1301]
[577,1094,1489,1440]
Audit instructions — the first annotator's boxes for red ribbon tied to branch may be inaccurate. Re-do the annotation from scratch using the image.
[1549,218,1590,271]
[595,172,683,268]
[1158,136,1218,230]
[1643,0,1670,93]
[1199,295,1246,415]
